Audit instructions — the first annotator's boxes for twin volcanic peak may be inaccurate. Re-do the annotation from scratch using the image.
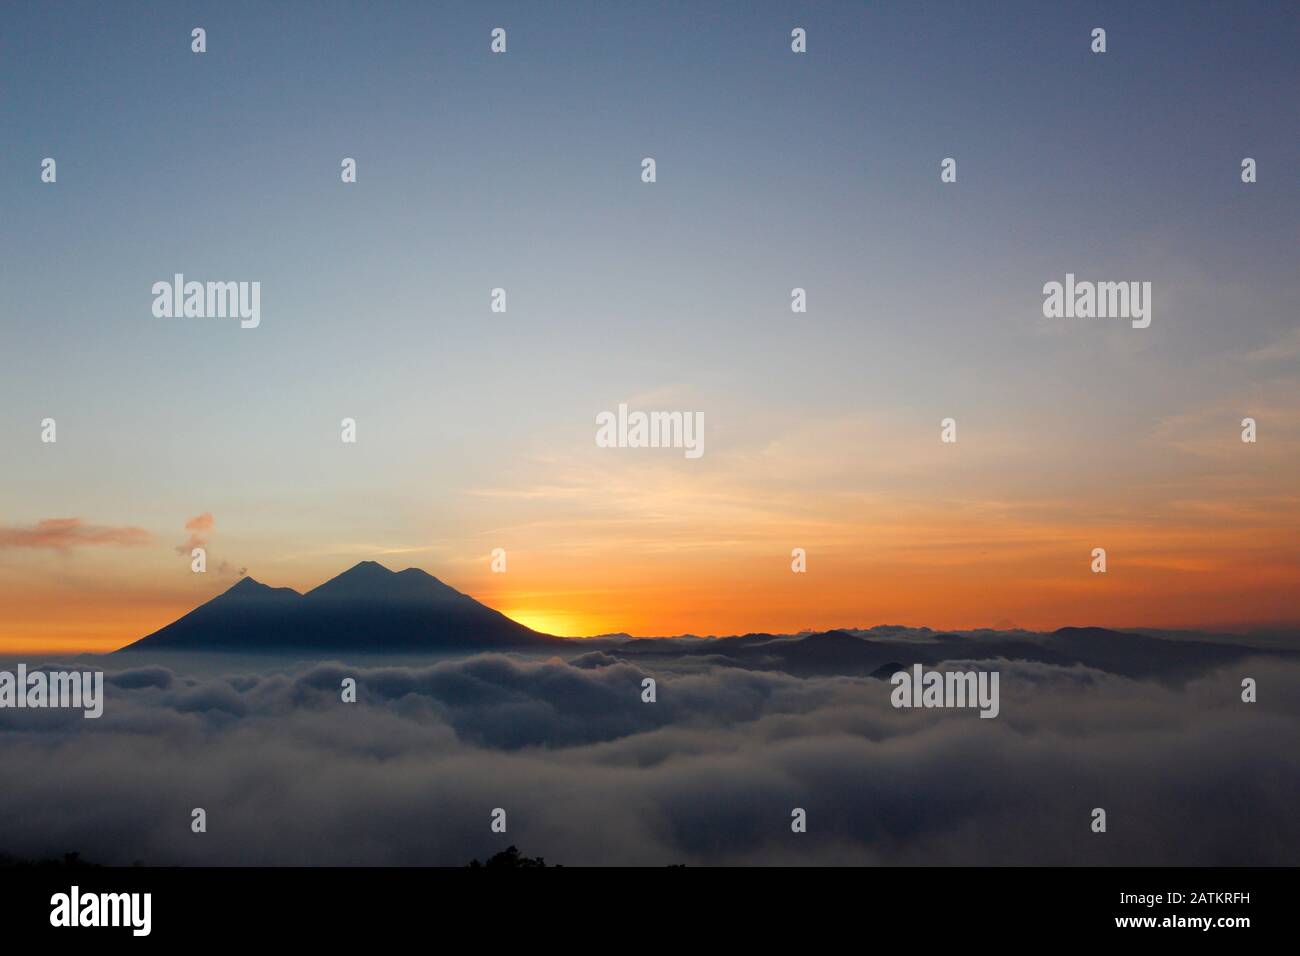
[121,561,555,652]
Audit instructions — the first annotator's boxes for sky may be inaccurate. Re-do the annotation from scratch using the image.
[1,0,1298,652]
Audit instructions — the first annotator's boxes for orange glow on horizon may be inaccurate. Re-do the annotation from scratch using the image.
[4,514,1295,654]
[3,442,1298,653]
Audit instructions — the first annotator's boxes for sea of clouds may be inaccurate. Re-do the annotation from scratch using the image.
[1,649,1297,866]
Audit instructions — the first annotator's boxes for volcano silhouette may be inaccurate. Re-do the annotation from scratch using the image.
[119,561,556,652]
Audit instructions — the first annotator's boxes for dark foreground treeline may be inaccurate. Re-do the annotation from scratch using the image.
[0,847,559,868]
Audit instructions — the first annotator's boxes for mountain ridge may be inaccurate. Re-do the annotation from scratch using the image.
[119,561,555,653]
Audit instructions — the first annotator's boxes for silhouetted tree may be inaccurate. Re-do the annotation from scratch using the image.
[467,845,550,868]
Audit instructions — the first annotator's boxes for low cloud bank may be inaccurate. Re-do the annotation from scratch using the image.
[0,651,1296,865]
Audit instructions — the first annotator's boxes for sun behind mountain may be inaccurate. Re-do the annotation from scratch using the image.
[119,561,559,653]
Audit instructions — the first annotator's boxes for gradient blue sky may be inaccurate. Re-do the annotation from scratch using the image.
[2,1,1297,648]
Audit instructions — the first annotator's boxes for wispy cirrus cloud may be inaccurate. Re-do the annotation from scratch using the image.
[0,518,152,550]
[1243,327,1300,363]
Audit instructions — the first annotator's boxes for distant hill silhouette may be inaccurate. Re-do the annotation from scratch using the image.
[603,625,1286,682]
[119,561,557,653]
